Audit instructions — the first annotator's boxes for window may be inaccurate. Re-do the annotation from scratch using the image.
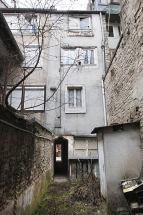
[74,138,98,157]
[61,47,98,66]
[24,45,42,68]
[106,25,114,37]
[22,15,38,34]
[68,16,91,35]
[69,88,82,107]
[7,86,46,112]
[62,49,76,65]
[82,49,95,65]
[65,85,86,113]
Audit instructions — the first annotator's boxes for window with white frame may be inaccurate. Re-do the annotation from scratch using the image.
[82,49,97,65]
[22,14,38,34]
[68,16,91,35]
[7,86,45,111]
[61,47,98,66]
[24,87,45,111]
[62,49,76,65]
[65,85,86,113]
[24,45,42,68]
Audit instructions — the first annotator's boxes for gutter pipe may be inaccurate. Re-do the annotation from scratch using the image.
[100,12,107,126]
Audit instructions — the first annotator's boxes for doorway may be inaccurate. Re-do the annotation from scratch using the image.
[54,137,68,176]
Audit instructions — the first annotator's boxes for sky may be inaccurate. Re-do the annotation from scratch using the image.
[5,0,89,10]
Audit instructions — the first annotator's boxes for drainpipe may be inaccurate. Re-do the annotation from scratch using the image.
[59,37,62,127]
[100,12,107,126]
[2,61,11,105]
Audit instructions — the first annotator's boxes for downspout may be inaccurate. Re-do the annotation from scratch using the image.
[2,60,11,105]
[59,37,62,127]
[100,12,107,126]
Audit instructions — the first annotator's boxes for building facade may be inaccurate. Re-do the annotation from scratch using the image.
[2,8,107,180]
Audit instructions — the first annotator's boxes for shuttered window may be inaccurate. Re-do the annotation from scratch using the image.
[24,45,42,68]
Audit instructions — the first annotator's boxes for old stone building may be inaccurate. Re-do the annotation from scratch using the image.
[91,0,143,214]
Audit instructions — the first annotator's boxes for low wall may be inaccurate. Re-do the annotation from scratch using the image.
[0,105,53,215]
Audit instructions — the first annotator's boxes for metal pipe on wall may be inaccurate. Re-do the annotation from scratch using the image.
[100,12,107,126]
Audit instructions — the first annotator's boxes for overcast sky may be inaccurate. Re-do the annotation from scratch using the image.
[5,0,89,10]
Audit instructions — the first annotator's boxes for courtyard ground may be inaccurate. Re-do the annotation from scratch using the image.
[33,181,109,215]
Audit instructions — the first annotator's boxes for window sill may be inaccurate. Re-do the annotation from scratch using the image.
[67,32,94,37]
[65,107,86,114]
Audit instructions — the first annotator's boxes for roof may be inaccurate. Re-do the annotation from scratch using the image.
[29,117,52,133]
[0,11,23,61]
[1,8,106,14]
[91,121,140,134]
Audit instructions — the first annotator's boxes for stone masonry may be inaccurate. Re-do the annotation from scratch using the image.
[0,105,53,215]
[104,0,143,145]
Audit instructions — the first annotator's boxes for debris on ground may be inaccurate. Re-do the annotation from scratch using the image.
[34,174,108,215]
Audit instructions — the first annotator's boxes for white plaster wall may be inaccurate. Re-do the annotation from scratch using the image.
[102,123,142,210]
[108,23,121,50]
[98,131,107,198]
[45,14,105,135]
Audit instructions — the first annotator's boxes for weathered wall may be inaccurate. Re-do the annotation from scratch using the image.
[104,0,143,129]
[0,105,53,215]
[46,13,105,135]
[102,123,142,214]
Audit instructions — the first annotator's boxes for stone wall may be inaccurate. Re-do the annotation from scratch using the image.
[104,0,143,135]
[0,105,53,215]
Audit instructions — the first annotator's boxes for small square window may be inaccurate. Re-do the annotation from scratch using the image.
[65,85,86,113]
[24,45,42,68]
[68,88,82,107]
[68,16,91,35]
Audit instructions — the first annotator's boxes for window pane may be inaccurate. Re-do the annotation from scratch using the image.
[89,50,94,64]
[56,144,62,161]
[69,17,80,33]
[80,18,90,34]
[24,46,41,67]
[83,50,88,64]
[7,88,22,110]
[76,89,82,106]
[24,87,45,110]
[69,89,74,106]
[69,50,76,64]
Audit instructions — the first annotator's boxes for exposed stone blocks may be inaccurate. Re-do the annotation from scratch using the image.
[104,0,143,132]
[0,106,53,213]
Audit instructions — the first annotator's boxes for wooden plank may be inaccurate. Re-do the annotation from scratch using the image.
[70,160,76,181]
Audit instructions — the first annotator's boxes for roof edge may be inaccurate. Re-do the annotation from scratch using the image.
[1,8,106,14]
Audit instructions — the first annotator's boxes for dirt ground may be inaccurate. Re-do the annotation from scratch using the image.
[33,181,109,215]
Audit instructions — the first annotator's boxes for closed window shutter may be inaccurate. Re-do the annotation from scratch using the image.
[7,87,22,110]
[24,87,44,110]
[80,18,90,34]
[24,46,41,67]
[89,50,94,64]
[69,17,80,33]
